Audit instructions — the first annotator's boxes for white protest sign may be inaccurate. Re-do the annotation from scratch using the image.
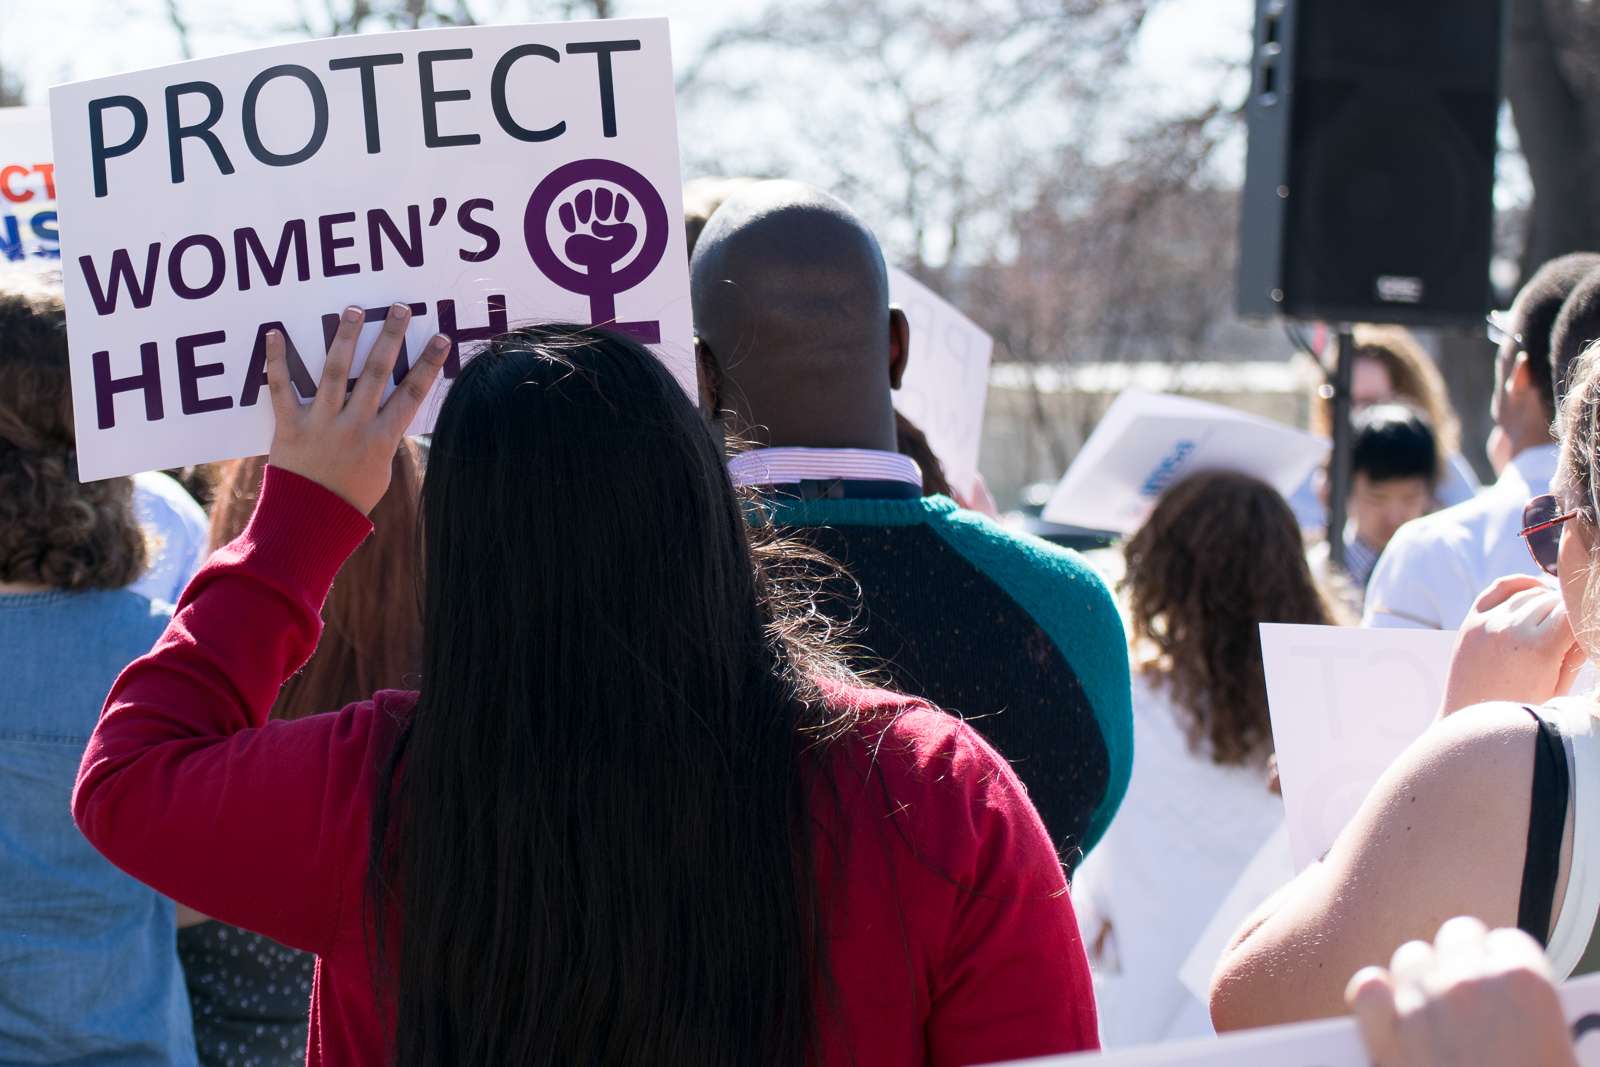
[982,969,1600,1066]
[1041,390,1328,534]
[887,265,993,497]
[1261,623,1459,872]
[51,20,691,481]
[0,107,58,263]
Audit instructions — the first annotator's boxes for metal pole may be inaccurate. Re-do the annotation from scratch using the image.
[1327,325,1355,570]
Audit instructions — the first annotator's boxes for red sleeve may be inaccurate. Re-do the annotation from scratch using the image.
[894,708,1101,1066]
[72,466,385,956]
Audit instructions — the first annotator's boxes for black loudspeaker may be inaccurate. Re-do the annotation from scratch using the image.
[1236,0,1504,326]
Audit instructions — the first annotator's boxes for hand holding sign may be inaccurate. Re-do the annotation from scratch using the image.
[1442,575,1585,715]
[266,303,448,514]
[1347,917,1578,1067]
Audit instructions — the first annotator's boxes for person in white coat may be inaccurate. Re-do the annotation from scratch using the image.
[1073,470,1335,1047]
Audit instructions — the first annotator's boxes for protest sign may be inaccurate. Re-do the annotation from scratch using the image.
[1260,623,1459,872]
[1041,389,1328,535]
[50,19,691,481]
[983,968,1600,1067]
[887,265,993,497]
[0,107,58,263]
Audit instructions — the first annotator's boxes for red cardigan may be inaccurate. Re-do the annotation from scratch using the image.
[74,467,1098,1067]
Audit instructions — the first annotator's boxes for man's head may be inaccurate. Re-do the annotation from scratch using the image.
[1347,404,1437,554]
[1551,266,1600,411]
[1493,253,1600,452]
[690,180,908,451]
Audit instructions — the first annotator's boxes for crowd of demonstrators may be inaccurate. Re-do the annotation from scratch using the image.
[71,313,1101,1067]
[1073,471,1332,1047]
[174,448,423,1067]
[691,180,1132,866]
[0,280,197,1064]
[10,154,1600,1067]
[1363,253,1600,631]
[1208,338,1600,1031]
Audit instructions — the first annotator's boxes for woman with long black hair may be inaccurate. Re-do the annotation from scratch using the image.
[74,304,1096,1067]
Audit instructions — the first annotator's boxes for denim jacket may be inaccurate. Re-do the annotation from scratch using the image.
[0,588,197,1065]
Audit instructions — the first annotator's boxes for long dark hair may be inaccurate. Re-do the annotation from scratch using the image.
[367,325,857,1067]
[1122,470,1333,767]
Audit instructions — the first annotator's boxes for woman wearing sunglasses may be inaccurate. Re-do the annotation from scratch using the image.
[1209,346,1600,1032]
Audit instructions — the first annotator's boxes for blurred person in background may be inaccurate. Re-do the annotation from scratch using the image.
[1310,405,1438,611]
[693,179,1132,867]
[1073,470,1332,1047]
[172,448,423,1067]
[1207,342,1600,1032]
[1364,253,1600,630]
[0,280,196,1064]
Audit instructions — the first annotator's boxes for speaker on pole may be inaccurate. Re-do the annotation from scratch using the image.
[1236,0,1505,327]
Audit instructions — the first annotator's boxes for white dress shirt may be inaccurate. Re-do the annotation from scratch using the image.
[1362,443,1560,630]
[726,446,922,489]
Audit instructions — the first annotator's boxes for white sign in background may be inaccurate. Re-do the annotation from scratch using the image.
[887,265,993,498]
[52,20,691,481]
[1260,623,1459,872]
[982,968,1600,1067]
[1042,390,1329,535]
[0,106,58,263]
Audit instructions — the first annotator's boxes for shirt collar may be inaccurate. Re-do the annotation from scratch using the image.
[727,447,923,489]
[1342,525,1381,589]
[1502,442,1561,492]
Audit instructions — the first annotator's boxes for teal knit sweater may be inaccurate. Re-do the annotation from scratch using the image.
[753,495,1133,857]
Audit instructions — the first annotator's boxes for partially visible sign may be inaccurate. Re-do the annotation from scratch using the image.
[1261,623,1458,872]
[1042,389,1328,534]
[888,266,993,497]
[51,19,691,481]
[982,968,1600,1067]
[0,107,58,263]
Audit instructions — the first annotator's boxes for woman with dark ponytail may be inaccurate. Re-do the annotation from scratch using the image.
[75,306,1096,1067]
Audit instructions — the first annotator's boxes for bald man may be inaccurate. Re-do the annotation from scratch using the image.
[692,181,1132,865]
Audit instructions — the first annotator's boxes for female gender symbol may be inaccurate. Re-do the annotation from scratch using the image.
[523,159,669,343]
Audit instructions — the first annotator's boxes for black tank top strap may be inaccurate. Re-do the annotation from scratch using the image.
[1518,704,1571,946]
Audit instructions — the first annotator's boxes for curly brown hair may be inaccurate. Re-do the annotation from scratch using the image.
[0,279,147,590]
[1122,470,1334,767]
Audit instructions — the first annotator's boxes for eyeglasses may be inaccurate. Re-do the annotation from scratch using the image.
[1487,310,1524,347]
[1520,494,1589,576]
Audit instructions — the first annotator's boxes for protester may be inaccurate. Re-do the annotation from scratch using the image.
[174,447,424,1067]
[1313,325,1479,507]
[1363,253,1600,630]
[1073,471,1329,1047]
[74,311,1099,1067]
[1348,917,1580,1067]
[684,174,760,261]
[691,179,1131,864]
[129,469,210,605]
[0,280,197,1063]
[1206,342,1600,1031]
[1309,405,1438,605]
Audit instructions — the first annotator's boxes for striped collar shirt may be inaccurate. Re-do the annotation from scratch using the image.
[727,447,922,489]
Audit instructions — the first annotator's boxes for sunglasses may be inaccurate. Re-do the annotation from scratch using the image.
[1521,494,1590,576]
[1487,310,1524,348]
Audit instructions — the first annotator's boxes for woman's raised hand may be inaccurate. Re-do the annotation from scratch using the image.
[265,304,449,515]
[1440,575,1584,716]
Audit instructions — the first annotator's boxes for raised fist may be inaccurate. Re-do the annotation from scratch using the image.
[559,186,638,272]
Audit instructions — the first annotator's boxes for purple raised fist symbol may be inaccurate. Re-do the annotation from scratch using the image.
[525,159,669,344]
